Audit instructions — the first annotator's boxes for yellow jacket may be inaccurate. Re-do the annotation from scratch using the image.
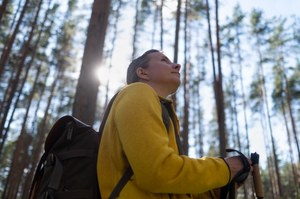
[97,83,230,199]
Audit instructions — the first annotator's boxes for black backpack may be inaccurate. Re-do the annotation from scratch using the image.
[28,94,179,199]
[28,115,101,199]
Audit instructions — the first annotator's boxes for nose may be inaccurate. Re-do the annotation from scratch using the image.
[173,63,181,70]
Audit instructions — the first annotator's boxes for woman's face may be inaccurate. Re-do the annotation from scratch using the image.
[140,52,181,96]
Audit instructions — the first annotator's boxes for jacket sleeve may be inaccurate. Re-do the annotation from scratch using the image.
[114,83,230,194]
[192,189,219,199]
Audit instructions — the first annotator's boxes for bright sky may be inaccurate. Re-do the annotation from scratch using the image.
[99,0,300,91]
[218,0,299,165]
[221,0,299,19]
[97,0,299,166]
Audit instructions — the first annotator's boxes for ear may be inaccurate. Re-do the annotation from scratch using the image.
[136,67,150,81]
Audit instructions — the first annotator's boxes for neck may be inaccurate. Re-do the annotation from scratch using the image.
[145,82,173,98]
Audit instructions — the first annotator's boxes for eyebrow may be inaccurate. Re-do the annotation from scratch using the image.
[161,55,171,62]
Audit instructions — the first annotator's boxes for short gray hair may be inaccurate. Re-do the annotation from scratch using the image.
[126,49,160,84]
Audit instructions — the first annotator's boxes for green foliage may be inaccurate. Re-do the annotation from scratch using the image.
[68,0,78,12]
[250,9,271,35]
[190,0,206,13]
[271,64,284,111]
[188,0,206,20]
[288,63,300,98]
[249,76,263,113]
[138,0,155,24]
[206,110,220,156]
[280,162,300,198]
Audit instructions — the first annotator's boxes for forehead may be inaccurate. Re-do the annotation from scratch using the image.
[148,52,171,61]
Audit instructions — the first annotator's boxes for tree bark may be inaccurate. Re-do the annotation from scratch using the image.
[0,0,42,151]
[206,0,226,156]
[214,0,227,157]
[2,131,32,199]
[23,69,63,199]
[284,73,300,161]
[182,0,189,155]
[258,49,283,198]
[171,0,181,107]
[160,0,164,49]
[73,0,111,125]
[0,0,30,76]
[0,0,9,23]
[280,97,300,194]
[131,0,140,60]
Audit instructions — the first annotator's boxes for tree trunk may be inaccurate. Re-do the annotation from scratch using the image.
[0,0,23,112]
[233,15,250,154]
[257,49,283,198]
[2,131,32,199]
[131,0,140,60]
[229,64,241,150]
[160,0,164,49]
[73,0,111,125]
[171,0,181,107]
[284,73,300,161]
[195,81,204,157]
[206,0,226,156]
[214,0,227,157]
[0,0,9,23]
[0,0,42,152]
[280,97,300,196]
[0,0,30,76]
[151,3,158,48]
[182,0,189,155]
[22,69,63,199]
[0,0,49,155]
[19,64,42,199]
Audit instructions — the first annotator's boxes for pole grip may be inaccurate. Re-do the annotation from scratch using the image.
[251,153,264,198]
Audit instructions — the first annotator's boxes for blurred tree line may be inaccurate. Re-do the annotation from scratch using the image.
[0,0,299,198]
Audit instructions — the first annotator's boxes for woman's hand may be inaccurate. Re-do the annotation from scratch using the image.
[225,155,252,184]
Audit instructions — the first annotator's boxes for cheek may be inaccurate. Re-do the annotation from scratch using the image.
[147,64,172,81]
[153,69,168,81]
[148,66,163,78]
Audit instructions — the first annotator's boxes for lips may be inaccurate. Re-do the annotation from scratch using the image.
[172,72,180,77]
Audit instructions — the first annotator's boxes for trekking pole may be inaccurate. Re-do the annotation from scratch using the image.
[250,152,264,199]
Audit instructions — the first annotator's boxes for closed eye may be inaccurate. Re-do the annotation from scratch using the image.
[161,57,171,63]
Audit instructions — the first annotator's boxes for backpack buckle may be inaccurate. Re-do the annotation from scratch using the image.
[46,153,55,166]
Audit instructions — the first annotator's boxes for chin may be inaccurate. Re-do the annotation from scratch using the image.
[170,83,180,93]
[175,80,181,88]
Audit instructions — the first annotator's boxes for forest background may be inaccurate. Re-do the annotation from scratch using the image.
[0,0,299,198]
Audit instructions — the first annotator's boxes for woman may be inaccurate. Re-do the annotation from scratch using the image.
[97,49,251,198]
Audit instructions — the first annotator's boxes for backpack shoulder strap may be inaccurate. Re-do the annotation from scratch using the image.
[108,167,133,199]
[160,100,171,132]
[160,100,184,155]
[99,92,119,134]
[99,92,134,199]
